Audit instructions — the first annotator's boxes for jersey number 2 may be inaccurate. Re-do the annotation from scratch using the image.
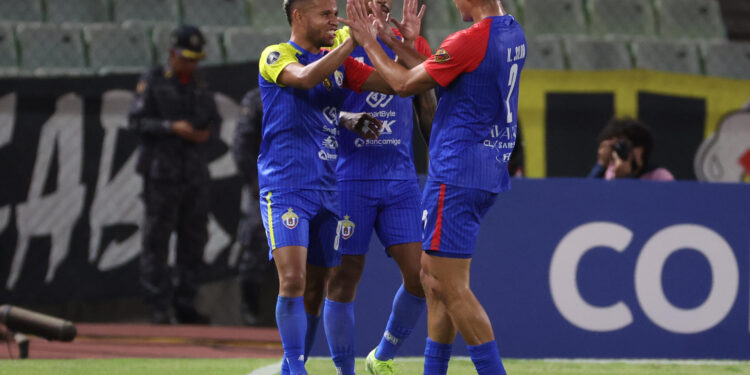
[506,63,519,124]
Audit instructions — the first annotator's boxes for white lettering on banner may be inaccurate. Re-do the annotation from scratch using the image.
[550,222,740,334]
[209,93,239,179]
[90,90,143,271]
[2,90,244,290]
[7,93,86,289]
[0,93,16,235]
[204,214,232,264]
[635,224,738,334]
[550,222,635,332]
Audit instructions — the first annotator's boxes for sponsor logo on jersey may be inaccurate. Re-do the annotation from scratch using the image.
[323,106,338,124]
[318,150,338,160]
[340,215,355,239]
[334,70,344,87]
[354,57,365,63]
[323,77,333,90]
[323,135,338,149]
[434,48,451,63]
[366,92,394,108]
[282,208,299,229]
[267,51,281,65]
[355,138,365,148]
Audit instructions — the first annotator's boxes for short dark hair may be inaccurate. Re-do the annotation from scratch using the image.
[598,117,654,165]
[284,0,307,25]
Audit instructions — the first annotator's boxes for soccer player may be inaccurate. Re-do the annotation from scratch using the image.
[343,0,526,374]
[322,1,436,375]
[257,0,395,374]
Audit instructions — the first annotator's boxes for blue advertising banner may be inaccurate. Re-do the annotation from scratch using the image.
[312,178,750,359]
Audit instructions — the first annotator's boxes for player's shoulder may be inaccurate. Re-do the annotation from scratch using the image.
[260,43,300,67]
[259,42,301,85]
[332,27,350,48]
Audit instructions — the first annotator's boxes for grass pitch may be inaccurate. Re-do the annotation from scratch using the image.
[2,357,750,374]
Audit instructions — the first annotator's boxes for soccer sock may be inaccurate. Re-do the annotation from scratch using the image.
[423,337,452,375]
[467,340,506,375]
[375,284,426,360]
[323,299,356,375]
[276,296,307,375]
[305,313,320,361]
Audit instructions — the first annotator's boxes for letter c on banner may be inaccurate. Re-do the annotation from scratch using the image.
[550,222,634,332]
[635,224,738,334]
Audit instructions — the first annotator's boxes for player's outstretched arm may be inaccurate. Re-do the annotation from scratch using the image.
[341,0,436,97]
[277,38,357,90]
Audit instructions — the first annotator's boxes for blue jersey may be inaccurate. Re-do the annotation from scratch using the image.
[257,41,373,193]
[423,16,526,193]
[336,29,432,181]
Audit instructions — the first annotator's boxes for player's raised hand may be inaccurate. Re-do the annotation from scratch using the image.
[369,0,399,46]
[391,0,425,43]
[340,111,382,140]
[340,0,378,48]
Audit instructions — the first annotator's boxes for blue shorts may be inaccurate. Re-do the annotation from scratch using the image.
[421,181,497,258]
[338,179,423,256]
[259,189,342,268]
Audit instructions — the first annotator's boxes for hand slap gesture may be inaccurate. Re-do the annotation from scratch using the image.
[390,0,425,43]
[339,0,378,48]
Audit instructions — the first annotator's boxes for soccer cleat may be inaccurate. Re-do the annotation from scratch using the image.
[365,348,394,375]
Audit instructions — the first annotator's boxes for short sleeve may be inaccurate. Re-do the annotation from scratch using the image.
[332,27,350,48]
[415,35,432,58]
[342,56,374,93]
[259,43,301,86]
[423,21,491,87]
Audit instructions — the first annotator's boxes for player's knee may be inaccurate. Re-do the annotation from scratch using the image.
[403,274,426,298]
[278,271,305,296]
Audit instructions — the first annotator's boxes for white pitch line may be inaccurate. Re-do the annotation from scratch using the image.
[246,361,283,375]
[538,358,750,366]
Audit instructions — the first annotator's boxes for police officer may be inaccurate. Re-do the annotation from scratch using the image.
[128,25,221,325]
[232,88,273,326]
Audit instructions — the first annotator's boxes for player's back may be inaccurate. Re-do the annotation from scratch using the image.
[425,15,526,194]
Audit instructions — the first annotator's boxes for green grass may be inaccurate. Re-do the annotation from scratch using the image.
[1,357,750,375]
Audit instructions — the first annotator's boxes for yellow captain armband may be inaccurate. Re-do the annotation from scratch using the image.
[259,43,302,86]
[331,27,351,48]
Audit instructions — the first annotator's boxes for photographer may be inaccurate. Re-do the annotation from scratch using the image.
[588,117,674,181]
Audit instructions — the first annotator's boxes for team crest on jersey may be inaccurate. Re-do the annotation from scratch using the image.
[267,51,281,65]
[434,48,451,63]
[323,77,333,90]
[334,70,344,88]
[282,208,299,229]
[340,215,355,239]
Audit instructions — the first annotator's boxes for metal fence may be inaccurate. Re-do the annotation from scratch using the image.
[0,0,747,79]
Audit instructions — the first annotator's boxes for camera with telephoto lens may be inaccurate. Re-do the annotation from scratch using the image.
[612,139,632,160]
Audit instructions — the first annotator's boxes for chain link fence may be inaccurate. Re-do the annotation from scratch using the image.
[0,0,747,78]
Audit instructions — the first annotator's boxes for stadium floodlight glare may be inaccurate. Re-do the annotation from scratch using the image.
[0,304,76,342]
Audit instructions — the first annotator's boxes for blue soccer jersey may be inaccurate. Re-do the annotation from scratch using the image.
[423,16,526,193]
[257,41,373,193]
[336,29,432,181]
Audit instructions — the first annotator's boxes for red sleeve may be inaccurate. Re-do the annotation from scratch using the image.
[415,35,432,58]
[343,56,374,93]
[423,20,491,87]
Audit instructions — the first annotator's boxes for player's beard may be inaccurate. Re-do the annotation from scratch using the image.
[308,23,335,48]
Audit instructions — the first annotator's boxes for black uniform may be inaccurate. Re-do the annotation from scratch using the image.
[232,88,272,325]
[128,65,221,323]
